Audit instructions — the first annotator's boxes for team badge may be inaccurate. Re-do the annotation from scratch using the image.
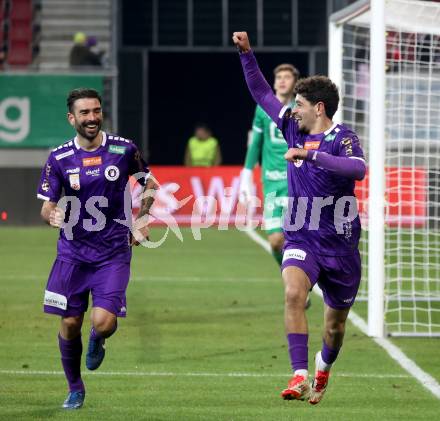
[104,165,120,181]
[69,174,80,190]
[293,159,303,168]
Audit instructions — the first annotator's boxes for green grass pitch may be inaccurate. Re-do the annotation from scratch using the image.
[0,227,439,420]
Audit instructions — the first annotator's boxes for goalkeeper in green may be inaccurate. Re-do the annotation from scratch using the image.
[239,63,299,262]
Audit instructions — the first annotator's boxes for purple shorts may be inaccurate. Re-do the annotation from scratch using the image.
[43,258,130,318]
[281,242,361,309]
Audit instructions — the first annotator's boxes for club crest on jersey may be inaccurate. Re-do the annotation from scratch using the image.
[82,156,102,167]
[104,165,120,181]
[293,159,303,168]
[69,174,80,190]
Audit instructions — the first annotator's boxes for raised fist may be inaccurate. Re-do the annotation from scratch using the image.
[232,32,251,53]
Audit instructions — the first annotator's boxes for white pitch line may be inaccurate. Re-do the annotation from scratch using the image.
[0,275,271,283]
[0,369,410,379]
[243,228,440,400]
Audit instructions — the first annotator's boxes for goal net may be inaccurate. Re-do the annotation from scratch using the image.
[330,0,440,336]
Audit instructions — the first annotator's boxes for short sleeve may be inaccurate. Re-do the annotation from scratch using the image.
[334,133,365,160]
[128,143,151,185]
[37,154,62,202]
[277,106,298,148]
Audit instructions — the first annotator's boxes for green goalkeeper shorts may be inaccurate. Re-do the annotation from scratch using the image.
[263,181,288,235]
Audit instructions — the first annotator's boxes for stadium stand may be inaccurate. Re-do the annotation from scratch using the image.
[39,0,111,69]
[1,0,41,66]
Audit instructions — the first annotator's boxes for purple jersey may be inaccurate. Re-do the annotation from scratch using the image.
[37,132,150,264]
[239,51,365,256]
[278,113,364,255]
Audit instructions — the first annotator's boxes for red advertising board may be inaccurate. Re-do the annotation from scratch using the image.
[132,166,427,228]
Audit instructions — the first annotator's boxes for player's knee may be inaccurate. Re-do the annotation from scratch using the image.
[61,316,83,338]
[325,321,345,341]
[93,314,117,337]
[285,284,308,308]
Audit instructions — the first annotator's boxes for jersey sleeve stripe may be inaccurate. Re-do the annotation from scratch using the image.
[349,156,366,163]
[252,125,263,133]
[278,105,289,119]
[37,193,50,201]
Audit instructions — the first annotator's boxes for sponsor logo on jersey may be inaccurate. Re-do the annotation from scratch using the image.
[109,145,126,154]
[66,167,80,174]
[343,297,354,304]
[341,137,353,156]
[44,290,67,310]
[69,173,80,190]
[304,140,320,150]
[82,156,102,167]
[55,149,74,160]
[86,168,100,177]
[324,133,336,142]
[265,170,287,181]
[104,165,119,181]
[283,248,307,262]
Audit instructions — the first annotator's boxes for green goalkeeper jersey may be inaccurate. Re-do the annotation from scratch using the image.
[244,102,294,183]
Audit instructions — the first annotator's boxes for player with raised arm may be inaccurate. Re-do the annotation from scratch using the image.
[239,62,311,309]
[233,32,366,405]
[37,88,158,409]
[239,63,298,264]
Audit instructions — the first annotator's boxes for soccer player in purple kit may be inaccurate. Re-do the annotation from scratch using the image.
[233,32,366,405]
[37,88,158,409]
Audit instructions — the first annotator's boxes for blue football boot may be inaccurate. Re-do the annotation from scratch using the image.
[86,336,106,370]
[62,391,85,409]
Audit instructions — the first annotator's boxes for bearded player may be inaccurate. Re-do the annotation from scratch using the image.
[37,88,158,409]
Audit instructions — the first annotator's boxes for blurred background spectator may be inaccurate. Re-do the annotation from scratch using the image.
[184,124,222,167]
[69,31,103,67]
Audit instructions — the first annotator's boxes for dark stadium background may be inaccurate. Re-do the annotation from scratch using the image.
[119,0,333,164]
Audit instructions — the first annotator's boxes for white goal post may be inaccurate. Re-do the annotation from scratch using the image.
[329,0,440,337]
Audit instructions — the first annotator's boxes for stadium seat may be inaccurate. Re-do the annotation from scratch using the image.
[10,0,32,22]
[7,39,32,65]
[9,21,32,42]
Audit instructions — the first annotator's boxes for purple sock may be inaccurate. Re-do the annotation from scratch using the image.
[58,334,84,392]
[287,333,308,372]
[321,341,340,365]
[90,320,117,340]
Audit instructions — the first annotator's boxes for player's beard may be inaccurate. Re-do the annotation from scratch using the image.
[297,120,310,134]
[76,119,102,141]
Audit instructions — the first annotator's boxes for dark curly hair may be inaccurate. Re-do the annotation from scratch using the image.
[294,76,339,119]
[67,88,102,113]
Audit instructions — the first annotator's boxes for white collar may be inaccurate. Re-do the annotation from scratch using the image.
[324,123,338,136]
[74,131,106,149]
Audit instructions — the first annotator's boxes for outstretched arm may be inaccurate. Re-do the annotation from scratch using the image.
[232,32,284,123]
